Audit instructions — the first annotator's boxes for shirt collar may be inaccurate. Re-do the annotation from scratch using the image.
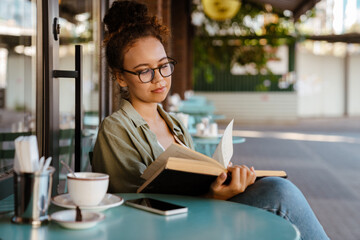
[119,100,147,128]
[120,99,187,148]
[157,104,182,135]
[120,100,181,134]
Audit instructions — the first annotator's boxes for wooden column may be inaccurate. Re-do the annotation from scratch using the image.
[143,0,193,100]
[170,0,193,99]
[140,0,172,53]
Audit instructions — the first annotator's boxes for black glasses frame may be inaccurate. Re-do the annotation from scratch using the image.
[120,58,177,83]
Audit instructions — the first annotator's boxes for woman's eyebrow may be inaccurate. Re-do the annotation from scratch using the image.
[133,57,169,69]
[159,57,168,62]
[133,63,149,69]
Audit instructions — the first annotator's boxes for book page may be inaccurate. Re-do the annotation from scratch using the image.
[212,119,234,168]
[141,143,224,180]
[166,157,226,176]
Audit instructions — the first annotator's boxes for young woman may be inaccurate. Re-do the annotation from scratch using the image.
[92,1,329,239]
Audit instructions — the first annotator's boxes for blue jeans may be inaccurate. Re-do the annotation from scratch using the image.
[228,177,329,240]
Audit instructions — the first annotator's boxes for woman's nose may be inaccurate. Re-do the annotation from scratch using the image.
[151,69,164,83]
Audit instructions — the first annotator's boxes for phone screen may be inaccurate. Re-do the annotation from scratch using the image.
[125,198,188,215]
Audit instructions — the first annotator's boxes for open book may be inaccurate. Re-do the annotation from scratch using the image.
[137,120,287,195]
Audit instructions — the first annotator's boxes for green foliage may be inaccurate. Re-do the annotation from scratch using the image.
[233,45,268,72]
[193,37,236,83]
[192,2,300,88]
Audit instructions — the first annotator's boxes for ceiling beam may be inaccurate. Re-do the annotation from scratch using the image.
[244,0,320,21]
[293,0,320,21]
[306,33,360,44]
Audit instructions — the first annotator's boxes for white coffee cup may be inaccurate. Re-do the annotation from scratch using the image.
[196,123,205,135]
[67,172,109,207]
[210,123,218,136]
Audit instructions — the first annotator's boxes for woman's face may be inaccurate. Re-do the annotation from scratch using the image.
[118,36,172,105]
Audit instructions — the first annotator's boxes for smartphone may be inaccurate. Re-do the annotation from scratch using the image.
[125,198,188,216]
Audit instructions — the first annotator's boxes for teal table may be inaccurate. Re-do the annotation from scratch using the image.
[0,193,299,240]
[192,136,246,157]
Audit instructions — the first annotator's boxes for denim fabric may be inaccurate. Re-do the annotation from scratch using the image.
[228,177,330,240]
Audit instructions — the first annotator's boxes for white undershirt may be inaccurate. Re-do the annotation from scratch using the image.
[157,141,165,151]
[157,135,188,151]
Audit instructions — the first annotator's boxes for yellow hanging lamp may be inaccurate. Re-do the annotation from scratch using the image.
[202,0,241,21]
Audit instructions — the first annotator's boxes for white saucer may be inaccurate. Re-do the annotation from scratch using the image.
[51,193,124,211]
[51,210,105,229]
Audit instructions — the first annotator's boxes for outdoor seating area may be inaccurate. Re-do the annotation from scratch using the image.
[168,93,235,156]
[180,97,242,156]
[169,94,225,134]
[177,95,215,116]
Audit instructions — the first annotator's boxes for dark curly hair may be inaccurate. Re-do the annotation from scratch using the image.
[103,0,169,75]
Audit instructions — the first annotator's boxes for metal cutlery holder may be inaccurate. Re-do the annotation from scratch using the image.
[12,167,55,226]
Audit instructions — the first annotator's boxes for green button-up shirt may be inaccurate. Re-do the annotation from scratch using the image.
[92,100,194,193]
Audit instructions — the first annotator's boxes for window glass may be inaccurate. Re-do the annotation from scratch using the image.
[0,0,36,180]
[57,0,100,193]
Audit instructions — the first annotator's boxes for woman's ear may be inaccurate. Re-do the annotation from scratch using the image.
[115,72,128,88]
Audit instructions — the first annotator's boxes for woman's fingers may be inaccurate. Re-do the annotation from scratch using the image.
[227,166,244,193]
[248,166,256,184]
[229,165,255,191]
[211,172,227,190]
[208,165,257,200]
[230,166,240,187]
[238,167,245,192]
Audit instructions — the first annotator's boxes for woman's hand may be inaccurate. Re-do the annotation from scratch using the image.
[206,165,256,200]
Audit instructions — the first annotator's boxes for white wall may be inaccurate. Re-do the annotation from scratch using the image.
[348,54,360,115]
[296,50,345,117]
[195,92,297,123]
[6,54,34,111]
[296,48,360,117]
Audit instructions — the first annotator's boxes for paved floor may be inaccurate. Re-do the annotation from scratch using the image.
[226,117,360,240]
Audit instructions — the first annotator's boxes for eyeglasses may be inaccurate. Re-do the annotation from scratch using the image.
[120,58,177,83]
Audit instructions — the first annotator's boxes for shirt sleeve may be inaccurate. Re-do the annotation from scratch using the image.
[92,119,147,193]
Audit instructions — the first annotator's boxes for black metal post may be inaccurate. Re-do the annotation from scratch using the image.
[52,45,82,172]
[75,45,82,172]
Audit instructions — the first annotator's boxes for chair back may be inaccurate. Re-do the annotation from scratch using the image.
[59,129,75,160]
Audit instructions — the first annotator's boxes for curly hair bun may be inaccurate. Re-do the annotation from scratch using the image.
[104,1,149,34]
[103,0,169,82]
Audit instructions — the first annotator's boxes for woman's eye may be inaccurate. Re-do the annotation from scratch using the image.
[161,63,170,69]
[139,68,151,75]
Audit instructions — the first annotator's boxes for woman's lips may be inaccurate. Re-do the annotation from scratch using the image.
[152,86,166,93]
